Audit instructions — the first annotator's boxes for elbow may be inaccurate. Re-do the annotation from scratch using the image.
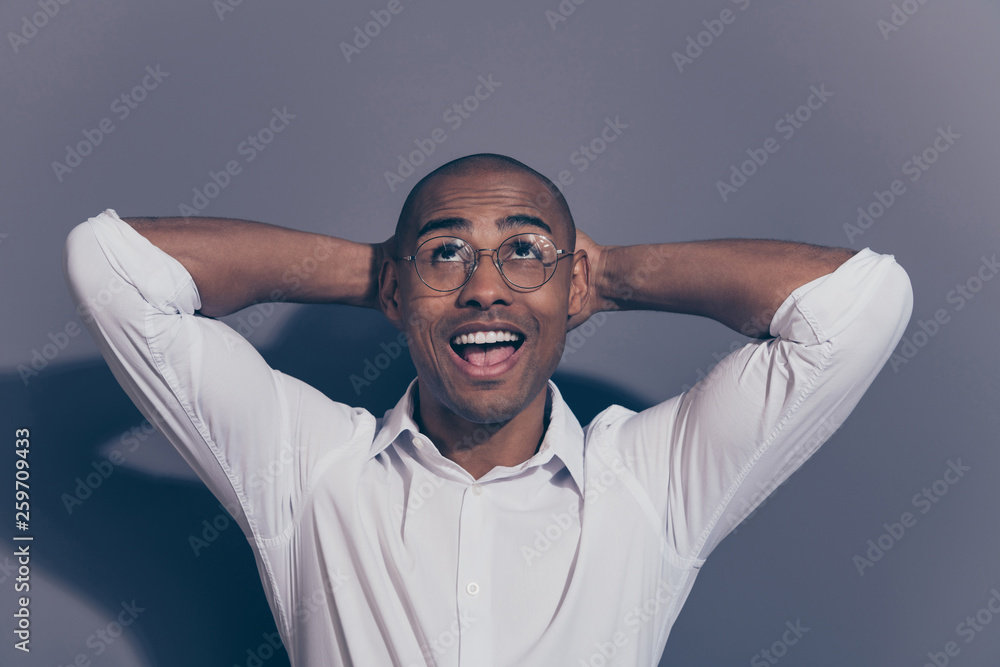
[63,220,97,307]
[63,219,112,327]
[842,257,913,376]
[63,218,128,326]
[882,259,914,348]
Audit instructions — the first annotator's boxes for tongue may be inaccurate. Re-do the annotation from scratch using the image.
[460,343,516,367]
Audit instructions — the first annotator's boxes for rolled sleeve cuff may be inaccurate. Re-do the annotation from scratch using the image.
[768,247,914,345]
[67,208,201,318]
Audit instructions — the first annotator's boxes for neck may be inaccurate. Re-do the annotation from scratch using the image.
[413,382,551,480]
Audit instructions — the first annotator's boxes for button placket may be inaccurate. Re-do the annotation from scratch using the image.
[455,483,493,664]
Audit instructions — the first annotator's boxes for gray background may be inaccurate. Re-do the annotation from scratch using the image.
[2,0,999,665]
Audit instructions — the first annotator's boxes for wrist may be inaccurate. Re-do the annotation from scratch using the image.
[594,244,627,311]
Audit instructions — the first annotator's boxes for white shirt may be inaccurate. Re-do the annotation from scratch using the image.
[63,209,912,667]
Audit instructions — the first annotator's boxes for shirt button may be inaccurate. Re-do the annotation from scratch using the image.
[471,484,483,496]
[466,582,480,596]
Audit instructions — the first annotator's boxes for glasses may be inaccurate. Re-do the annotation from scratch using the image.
[400,233,570,292]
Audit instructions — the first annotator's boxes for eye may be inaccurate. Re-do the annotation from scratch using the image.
[508,240,543,260]
[429,241,467,263]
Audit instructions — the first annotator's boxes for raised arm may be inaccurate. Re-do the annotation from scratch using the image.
[573,230,912,563]
[122,215,390,317]
[63,210,381,546]
[574,233,856,337]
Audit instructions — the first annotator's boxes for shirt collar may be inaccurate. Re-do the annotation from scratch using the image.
[369,378,586,495]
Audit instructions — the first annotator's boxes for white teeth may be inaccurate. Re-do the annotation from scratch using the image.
[451,330,522,346]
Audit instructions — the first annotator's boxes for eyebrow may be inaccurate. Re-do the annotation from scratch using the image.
[415,214,553,241]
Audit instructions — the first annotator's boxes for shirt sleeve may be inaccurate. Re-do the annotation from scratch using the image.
[598,247,913,564]
[63,209,371,542]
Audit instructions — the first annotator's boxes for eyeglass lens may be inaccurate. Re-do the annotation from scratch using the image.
[415,234,557,290]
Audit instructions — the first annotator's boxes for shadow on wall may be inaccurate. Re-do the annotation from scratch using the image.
[4,303,650,666]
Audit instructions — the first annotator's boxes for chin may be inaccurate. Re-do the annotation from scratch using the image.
[413,339,555,425]
[443,388,526,425]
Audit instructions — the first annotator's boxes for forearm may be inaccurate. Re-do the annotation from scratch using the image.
[597,239,857,337]
[123,216,383,317]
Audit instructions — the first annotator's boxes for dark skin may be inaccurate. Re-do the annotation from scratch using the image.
[123,164,854,480]
[378,169,590,479]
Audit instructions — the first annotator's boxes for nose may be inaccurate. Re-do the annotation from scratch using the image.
[457,249,513,309]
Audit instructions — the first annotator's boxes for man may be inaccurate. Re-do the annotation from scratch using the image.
[64,153,912,666]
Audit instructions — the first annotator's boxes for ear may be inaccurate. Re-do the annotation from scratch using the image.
[378,258,405,331]
[566,249,591,323]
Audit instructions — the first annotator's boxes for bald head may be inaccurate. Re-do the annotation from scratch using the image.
[393,153,576,256]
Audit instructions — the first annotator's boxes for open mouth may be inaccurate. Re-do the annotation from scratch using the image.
[449,330,525,368]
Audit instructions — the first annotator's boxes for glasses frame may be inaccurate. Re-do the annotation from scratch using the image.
[399,233,572,292]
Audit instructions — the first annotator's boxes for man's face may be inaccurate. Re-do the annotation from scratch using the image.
[381,169,588,425]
